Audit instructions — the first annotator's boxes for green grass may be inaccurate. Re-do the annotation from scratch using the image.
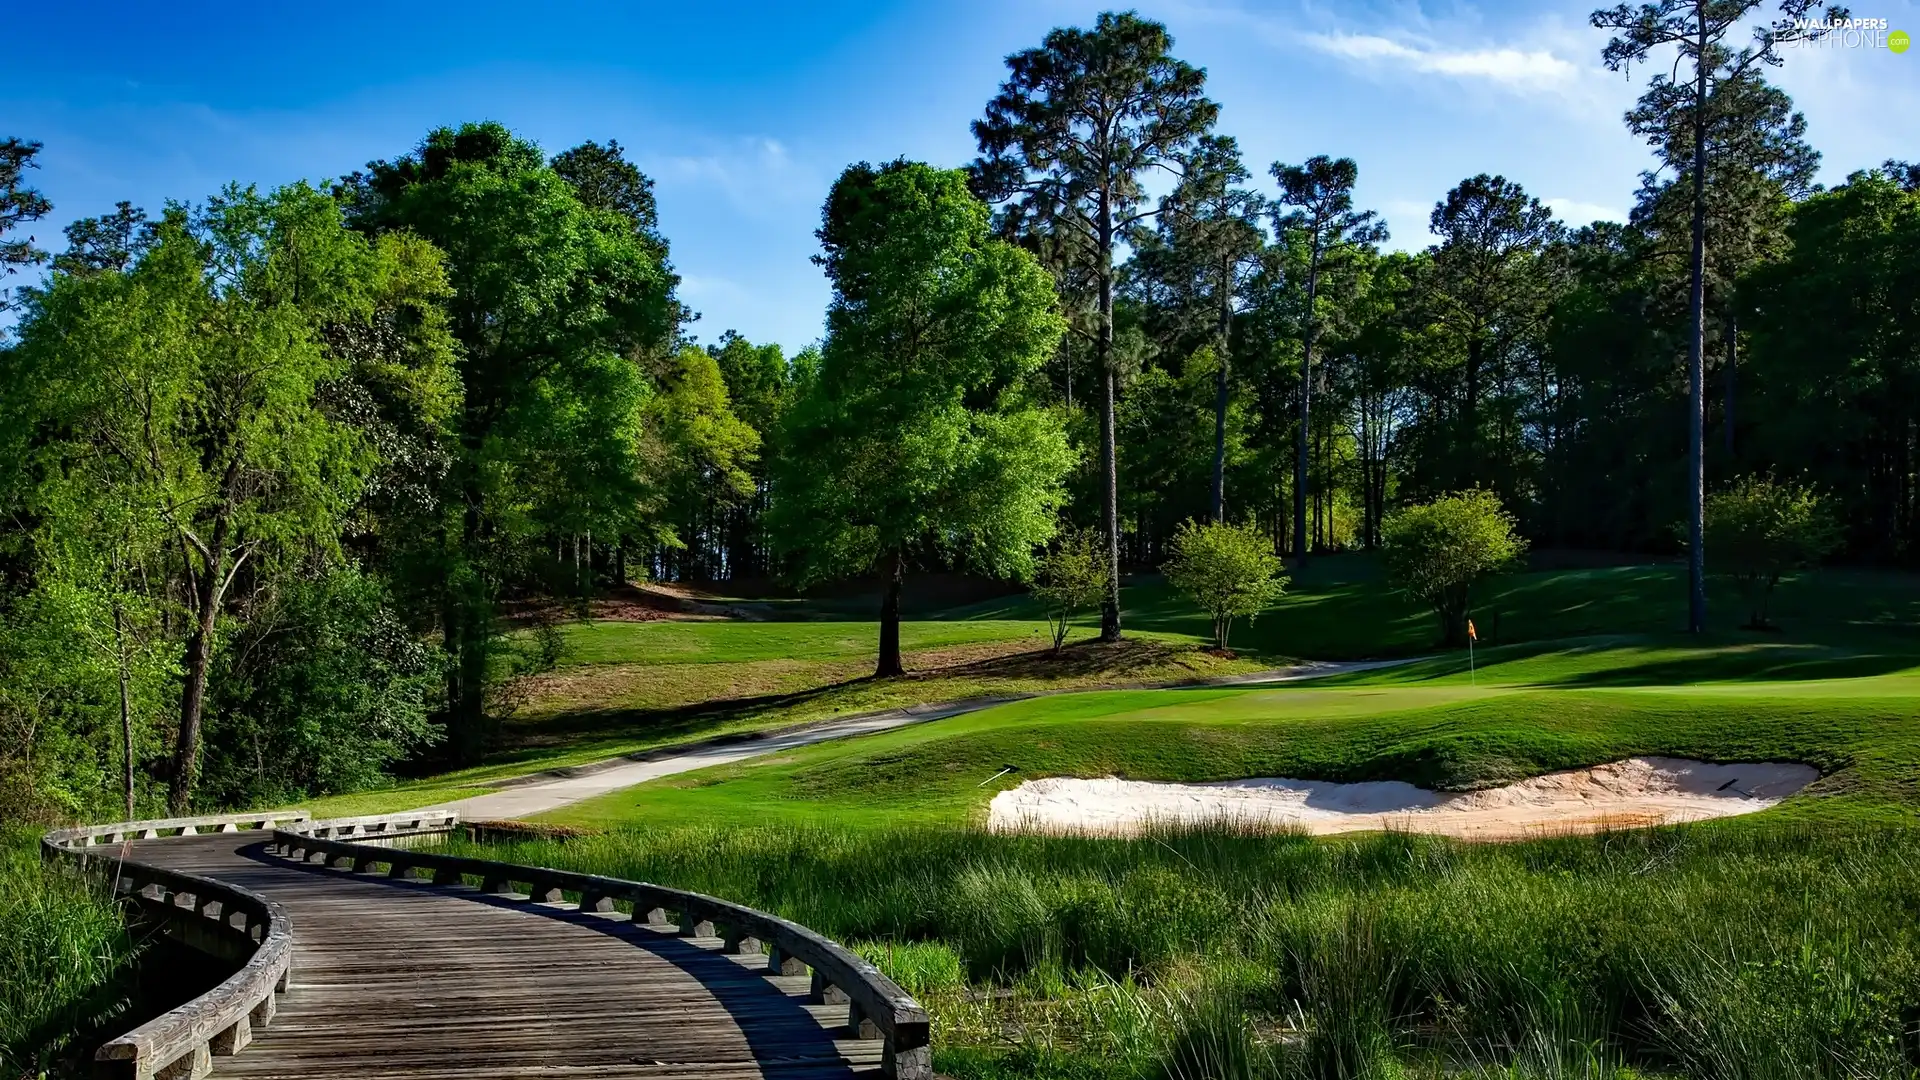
[459,820,1920,1079]
[958,558,1920,660]
[0,830,142,1078]
[552,618,1070,666]
[536,660,1920,830]
[300,562,1920,819]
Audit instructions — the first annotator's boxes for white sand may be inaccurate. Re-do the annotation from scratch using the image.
[986,757,1818,841]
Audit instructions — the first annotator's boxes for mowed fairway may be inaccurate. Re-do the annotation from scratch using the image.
[539,628,1920,831]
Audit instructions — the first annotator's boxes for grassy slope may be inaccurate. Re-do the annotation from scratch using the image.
[298,621,1270,817]
[539,563,1920,831]
[311,559,1920,820]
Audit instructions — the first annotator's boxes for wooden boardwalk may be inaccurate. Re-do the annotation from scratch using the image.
[132,833,882,1079]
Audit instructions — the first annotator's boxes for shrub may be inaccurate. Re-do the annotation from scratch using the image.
[1702,477,1841,629]
[1032,528,1110,653]
[1162,520,1287,652]
[1380,491,1528,647]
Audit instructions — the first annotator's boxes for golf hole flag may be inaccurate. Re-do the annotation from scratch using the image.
[1467,618,1477,641]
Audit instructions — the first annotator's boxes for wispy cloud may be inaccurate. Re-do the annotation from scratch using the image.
[647,136,816,218]
[1544,197,1628,226]
[1302,32,1578,87]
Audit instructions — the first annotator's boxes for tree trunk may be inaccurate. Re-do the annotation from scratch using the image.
[876,550,905,678]
[168,535,225,814]
[449,481,490,762]
[1724,313,1737,457]
[1294,253,1321,560]
[114,601,135,820]
[1097,199,1123,641]
[1211,265,1231,523]
[1464,335,1482,486]
[1686,18,1709,635]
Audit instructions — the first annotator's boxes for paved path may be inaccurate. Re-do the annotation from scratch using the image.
[437,658,1415,820]
[136,833,879,1078]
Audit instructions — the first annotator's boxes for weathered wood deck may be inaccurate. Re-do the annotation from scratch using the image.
[131,833,884,1079]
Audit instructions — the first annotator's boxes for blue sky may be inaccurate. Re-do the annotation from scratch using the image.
[8,0,1917,353]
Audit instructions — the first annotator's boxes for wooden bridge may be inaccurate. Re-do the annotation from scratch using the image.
[43,812,930,1080]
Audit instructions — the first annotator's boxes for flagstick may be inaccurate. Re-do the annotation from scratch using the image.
[1468,627,1476,686]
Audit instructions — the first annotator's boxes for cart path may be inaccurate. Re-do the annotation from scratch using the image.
[435,658,1416,820]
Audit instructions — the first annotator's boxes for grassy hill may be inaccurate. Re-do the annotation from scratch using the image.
[362,561,1920,1078]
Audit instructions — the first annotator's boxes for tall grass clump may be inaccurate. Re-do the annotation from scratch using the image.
[0,830,141,1078]
[459,820,1920,1080]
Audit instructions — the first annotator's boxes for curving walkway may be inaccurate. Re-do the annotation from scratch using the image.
[130,834,872,1079]
[441,658,1417,819]
[50,813,924,1080]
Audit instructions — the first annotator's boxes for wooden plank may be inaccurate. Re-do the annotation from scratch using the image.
[121,832,886,1079]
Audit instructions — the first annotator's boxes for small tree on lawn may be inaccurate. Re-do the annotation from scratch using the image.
[1704,477,1839,629]
[1381,490,1528,647]
[1162,520,1287,653]
[1032,528,1108,654]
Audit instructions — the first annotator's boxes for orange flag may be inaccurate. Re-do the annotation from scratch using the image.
[1467,618,1477,641]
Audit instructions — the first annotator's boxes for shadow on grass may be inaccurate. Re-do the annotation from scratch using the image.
[477,639,1220,776]
[1323,635,1920,689]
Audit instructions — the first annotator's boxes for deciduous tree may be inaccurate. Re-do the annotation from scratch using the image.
[1702,476,1838,628]
[1032,527,1108,653]
[1163,519,1287,652]
[1381,490,1528,646]
[770,161,1074,677]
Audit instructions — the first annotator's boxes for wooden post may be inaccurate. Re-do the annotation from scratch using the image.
[810,971,848,1005]
[847,1001,878,1040]
[210,1014,252,1056]
[885,1034,933,1080]
[767,945,807,976]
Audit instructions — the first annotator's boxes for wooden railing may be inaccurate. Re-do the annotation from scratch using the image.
[42,814,305,1080]
[276,813,933,1079]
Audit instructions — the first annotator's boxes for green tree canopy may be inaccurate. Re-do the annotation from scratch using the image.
[1703,476,1839,628]
[345,121,679,755]
[770,160,1074,677]
[7,182,445,810]
[1381,490,1528,647]
[1162,519,1287,652]
[0,137,52,328]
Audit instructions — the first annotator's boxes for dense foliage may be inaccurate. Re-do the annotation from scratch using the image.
[1,6,1914,818]
[769,160,1074,675]
[1161,520,1287,651]
[1380,491,1528,646]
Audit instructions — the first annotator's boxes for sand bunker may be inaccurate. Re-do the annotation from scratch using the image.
[986,757,1818,841]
